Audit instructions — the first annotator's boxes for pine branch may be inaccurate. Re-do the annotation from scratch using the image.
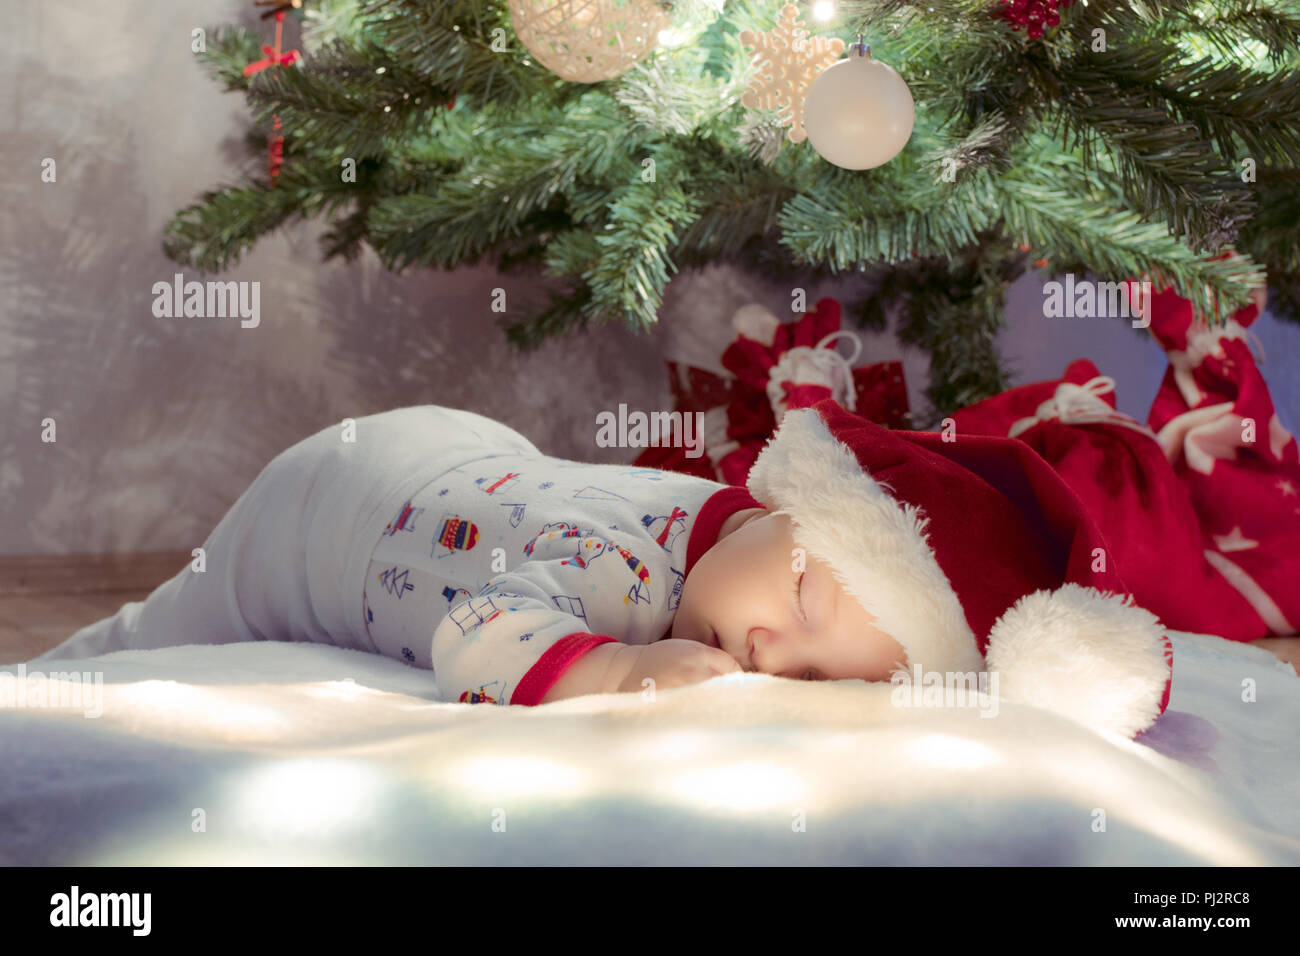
[582,176,703,331]
[921,111,1019,183]
[245,39,450,157]
[1079,37,1300,167]
[1168,0,1300,64]
[1238,166,1300,321]
[840,0,1016,39]
[367,102,640,270]
[778,164,998,269]
[168,0,1300,368]
[1161,59,1300,166]
[911,284,1012,423]
[1035,46,1255,248]
[356,0,545,107]
[1065,0,1207,33]
[541,229,603,280]
[614,47,733,136]
[163,183,302,273]
[890,240,1016,423]
[995,162,1264,320]
[302,0,372,50]
[319,203,374,261]
[675,167,796,258]
[197,25,267,93]
[163,161,365,272]
[319,157,387,260]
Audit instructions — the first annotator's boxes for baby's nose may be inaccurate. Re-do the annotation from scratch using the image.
[747,627,785,671]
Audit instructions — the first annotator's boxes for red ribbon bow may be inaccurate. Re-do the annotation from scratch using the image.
[243,45,300,76]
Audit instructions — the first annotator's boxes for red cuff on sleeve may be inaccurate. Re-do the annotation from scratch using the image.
[512,632,621,706]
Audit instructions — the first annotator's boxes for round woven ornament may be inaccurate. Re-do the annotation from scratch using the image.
[510,0,671,83]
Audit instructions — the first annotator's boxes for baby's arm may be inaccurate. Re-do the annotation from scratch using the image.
[541,639,740,703]
[1252,637,1300,676]
[433,552,737,705]
[538,643,637,703]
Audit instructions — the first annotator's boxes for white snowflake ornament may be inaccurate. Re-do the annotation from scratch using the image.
[739,3,845,144]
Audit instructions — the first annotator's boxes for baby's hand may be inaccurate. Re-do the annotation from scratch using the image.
[613,639,742,695]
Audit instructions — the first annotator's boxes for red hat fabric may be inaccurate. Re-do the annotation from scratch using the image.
[745,397,1174,739]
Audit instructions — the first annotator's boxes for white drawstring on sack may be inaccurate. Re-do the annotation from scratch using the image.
[1178,318,1267,369]
[765,330,864,416]
[1008,375,1158,441]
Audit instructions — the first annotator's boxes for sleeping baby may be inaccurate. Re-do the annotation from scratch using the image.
[30,404,805,707]
[29,399,1297,740]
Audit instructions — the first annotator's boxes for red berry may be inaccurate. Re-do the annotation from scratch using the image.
[1028,22,1043,37]
[1046,12,1059,24]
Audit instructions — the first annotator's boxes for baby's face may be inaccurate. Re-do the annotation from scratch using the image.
[671,509,908,681]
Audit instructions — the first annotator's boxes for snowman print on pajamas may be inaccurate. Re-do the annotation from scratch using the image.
[523,520,608,568]
[642,506,688,552]
[524,521,652,607]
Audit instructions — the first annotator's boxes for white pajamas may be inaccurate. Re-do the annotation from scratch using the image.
[30,405,762,705]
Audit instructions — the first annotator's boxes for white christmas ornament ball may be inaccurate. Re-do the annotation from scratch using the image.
[802,50,914,169]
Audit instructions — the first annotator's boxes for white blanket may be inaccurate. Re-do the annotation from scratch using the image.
[2,630,1297,865]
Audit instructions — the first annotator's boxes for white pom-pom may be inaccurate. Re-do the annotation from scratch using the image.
[984,583,1170,739]
[731,303,782,345]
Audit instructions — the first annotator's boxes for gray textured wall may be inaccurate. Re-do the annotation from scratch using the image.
[2,0,1296,555]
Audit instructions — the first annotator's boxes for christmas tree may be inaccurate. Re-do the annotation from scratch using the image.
[165,0,1300,421]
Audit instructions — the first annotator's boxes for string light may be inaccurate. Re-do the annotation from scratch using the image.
[812,0,834,20]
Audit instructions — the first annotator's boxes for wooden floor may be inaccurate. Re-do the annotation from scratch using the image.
[0,552,191,665]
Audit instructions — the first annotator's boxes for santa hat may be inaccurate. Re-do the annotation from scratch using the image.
[745,397,1174,739]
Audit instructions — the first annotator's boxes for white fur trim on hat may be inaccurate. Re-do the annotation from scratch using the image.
[746,406,984,675]
[984,584,1170,738]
